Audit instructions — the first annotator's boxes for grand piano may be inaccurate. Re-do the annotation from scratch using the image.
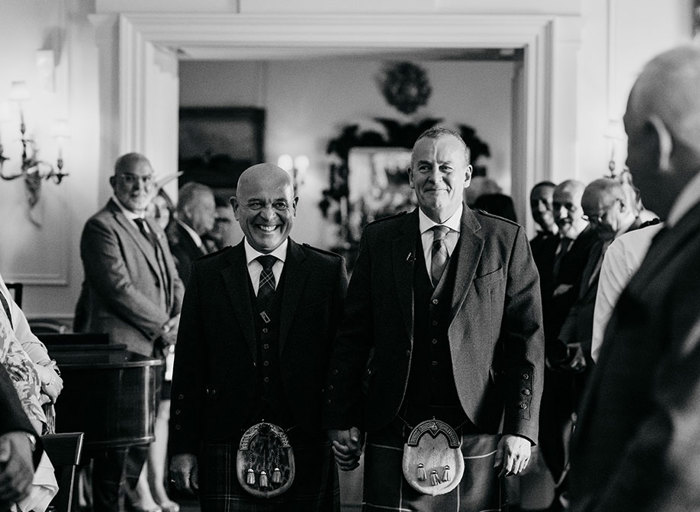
[40,334,163,449]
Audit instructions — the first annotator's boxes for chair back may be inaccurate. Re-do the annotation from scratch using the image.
[42,432,84,512]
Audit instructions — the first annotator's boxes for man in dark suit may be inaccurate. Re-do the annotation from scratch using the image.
[169,164,347,512]
[0,364,42,509]
[324,127,544,511]
[570,45,700,512]
[167,182,216,285]
[75,152,184,512]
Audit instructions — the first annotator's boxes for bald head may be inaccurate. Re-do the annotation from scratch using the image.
[582,178,636,240]
[232,163,298,253]
[625,44,700,218]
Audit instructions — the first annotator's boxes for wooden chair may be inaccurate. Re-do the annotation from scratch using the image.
[42,432,84,512]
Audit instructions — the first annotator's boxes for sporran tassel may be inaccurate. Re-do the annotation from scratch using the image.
[259,470,269,488]
[430,470,440,486]
[442,465,451,483]
[417,463,427,481]
[272,467,282,484]
[246,468,256,485]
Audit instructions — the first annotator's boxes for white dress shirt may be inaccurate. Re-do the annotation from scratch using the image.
[243,238,288,294]
[418,204,462,277]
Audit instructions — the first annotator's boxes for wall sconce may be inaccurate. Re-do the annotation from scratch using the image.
[277,154,309,192]
[0,81,69,209]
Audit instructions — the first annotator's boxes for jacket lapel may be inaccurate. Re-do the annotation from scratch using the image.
[109,200,162,279]
[392,211,418,340]
[221,243,258,363]
[279,240,308,355]
[449,206,484,320]
[146,216,174,306]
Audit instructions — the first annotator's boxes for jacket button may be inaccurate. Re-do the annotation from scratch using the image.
[329,384,334,390]
[522,374,529,380]
[522,389,531,396]
[211,389,216,395]
[175,409,181,415]
[431,338,438,345]
[333,368,339,375]
[262,328,269,334]
[178,394,184,400]
[520,403,528,409]
[175,424,182,430]
[432,299,439,305]
[405,349,411,357]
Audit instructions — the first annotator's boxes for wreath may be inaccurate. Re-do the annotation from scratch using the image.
[377,62,432,115]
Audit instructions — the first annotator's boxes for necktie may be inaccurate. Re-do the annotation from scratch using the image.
[552,237,573,281]
[0,290,12,328]
[134,218,171,306]
[430,225,450,287]
[256,255,278,312]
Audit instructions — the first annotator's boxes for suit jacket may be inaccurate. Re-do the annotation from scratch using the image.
[323,206,544,441]
[168,239,348,455]
[75,199,184,356]
[166,220,207,286]
[570,201,700,512]
[0,364,42,467]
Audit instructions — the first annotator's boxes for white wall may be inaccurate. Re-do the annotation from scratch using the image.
[0,0,100,319]
[180,58,514,247]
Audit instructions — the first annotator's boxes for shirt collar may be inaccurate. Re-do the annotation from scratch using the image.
[112,195,145,221]
[667,171,700,227]
[177,219,203,248]
[418,203,463,235]
[243,237,288,265]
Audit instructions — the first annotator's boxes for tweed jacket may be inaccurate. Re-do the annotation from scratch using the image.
[323,205,544,442]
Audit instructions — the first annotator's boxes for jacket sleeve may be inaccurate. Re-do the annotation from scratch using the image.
[168,263,205,455]
[501,225,545,443]
[80,217,170,340]
[322,229,375,430]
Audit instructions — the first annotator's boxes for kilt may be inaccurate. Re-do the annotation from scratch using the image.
[362,425,505,512]
[198,429,339,512]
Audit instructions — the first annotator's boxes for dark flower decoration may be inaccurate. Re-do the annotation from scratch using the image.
[377,62,432,115]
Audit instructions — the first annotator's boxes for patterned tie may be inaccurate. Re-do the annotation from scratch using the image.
[256,255,278,311]
[430,225,450,287]
[134,218,171,306]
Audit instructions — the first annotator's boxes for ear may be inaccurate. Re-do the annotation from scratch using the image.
[230,195,240,220]
[464,164,473,188]
[292,196,299,215]
[647,115,673,173]
[109,176,116,189]
[408,166,415,190]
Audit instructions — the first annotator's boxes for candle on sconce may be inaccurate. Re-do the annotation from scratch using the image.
[9,81,30,131]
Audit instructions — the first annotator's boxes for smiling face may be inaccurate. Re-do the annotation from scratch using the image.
[232,164,298,253]
[553,181,587,238]
[530,184,556,233]
[110,155,155,214]
[409,134,472,223]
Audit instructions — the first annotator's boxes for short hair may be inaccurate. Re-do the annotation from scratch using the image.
[114,152,150,175]
[532,181,556,192]
[583,178,626,202]
[178,182,213,213]
[413,126,471,165]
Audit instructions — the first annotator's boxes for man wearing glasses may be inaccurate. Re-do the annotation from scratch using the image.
[75,152,184,512]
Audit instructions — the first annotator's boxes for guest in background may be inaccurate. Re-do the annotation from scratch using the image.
[75,152,184,512]
[169,164,347,512]
[148,189,177,232]
[0,364,44,510]
[202,195,239,252]
[590,221,663,362]
[473,192,518,223]
[537,179,595,510]
[167,182,216,285]
[529,181,559,319]
[571,44,700,512]
[557,178,643,371]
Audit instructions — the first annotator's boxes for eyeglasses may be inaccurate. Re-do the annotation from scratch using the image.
[582,198,621,224]
[117,173,155,186]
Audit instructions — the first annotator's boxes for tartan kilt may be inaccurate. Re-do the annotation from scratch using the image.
[198,431,339,512]
[362,426,505,512]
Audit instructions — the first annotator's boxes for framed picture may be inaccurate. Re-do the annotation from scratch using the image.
[178,107,265,196]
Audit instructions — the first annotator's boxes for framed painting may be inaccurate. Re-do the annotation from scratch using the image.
[178,107,265,196]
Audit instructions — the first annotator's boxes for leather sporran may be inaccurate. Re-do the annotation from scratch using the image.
[236,422,295,498]
[402,419,464,496]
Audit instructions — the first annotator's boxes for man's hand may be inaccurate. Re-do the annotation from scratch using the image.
[494,435,531,477]
[170,453,198,494]
[328,427,363,471]
[0,432,35,503]
[160,315,181,347]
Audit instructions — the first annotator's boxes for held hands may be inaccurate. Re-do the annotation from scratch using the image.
[35,364,63,404]
[170,453,199,494]
[328,427,363,471]
[494,435,531,477]
[0,432,35,504]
